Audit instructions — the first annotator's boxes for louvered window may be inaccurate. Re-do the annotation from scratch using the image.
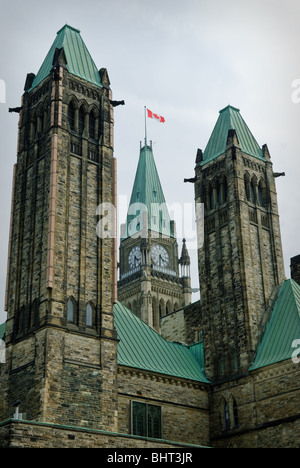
[78,107,85,134]
[89,112,96,139]
[68,102,75,131]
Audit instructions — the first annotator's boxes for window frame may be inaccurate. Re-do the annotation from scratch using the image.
[131,401,162,439]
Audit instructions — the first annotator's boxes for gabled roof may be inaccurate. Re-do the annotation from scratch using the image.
[202,105,264,165]
[123,143,174,239]
[249,279,300,370]
[30,25,102,91]
[0,304,209,383]
[114,301,210,383]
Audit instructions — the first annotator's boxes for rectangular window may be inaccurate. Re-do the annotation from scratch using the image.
[132,401,162,439]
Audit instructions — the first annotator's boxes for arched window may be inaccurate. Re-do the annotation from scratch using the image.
[220,175,228,204]
[232,398,239,428]
[250,180,256,203]
[67,298,75,323]
[86,303,93,327]
[217,180,222,205]
[68,101,76,131]
[159,299,165,318]
[258,180,268,207]
[244,173,250,201]
[78,107,85,134]
[89,111,96,139]
[209,185,215,210]
[224,402,230,430]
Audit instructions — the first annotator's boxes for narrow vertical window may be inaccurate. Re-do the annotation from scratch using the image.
[89,112,96,139]
[78,107,85,134]
[132,402,162,439]
[86,303,93,327]
[258,184,263,206]
[224,402,230,430]
[210,186,214,210]
[68,102,75,131]
[147,404,161,439]
[250,181,256,203]
[67,298,74,323]
[132,402,147,437]
[233,398,239,428]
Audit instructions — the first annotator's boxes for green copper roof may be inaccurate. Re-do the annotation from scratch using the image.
[114,302,210,383]
[249,279,300,370]
[202,105,264,165]
[124,143,174,239]
[0,304,209,382]
[30,25,102,91]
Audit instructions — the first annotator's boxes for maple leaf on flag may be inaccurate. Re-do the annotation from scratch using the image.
[147,108,165,123]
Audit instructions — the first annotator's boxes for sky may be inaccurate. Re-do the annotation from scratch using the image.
[0,0,299,324]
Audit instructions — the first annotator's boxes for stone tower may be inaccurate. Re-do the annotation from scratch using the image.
[194,106,285,380]
[0,25,118,430]
[118,141,191,331]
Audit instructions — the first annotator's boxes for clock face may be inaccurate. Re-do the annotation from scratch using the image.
[151,244,169,267]
[128,246,142,269]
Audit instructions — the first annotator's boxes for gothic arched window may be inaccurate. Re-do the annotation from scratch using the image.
[78,106,85,134]
[224,401,230,430]
[86,303,93,327]
[244,173,250,201]
[258,179,268,207]
[233,398,239,428]
[68,102,76,131]
[89,111,96,139]
[67,298,76,323]
[250,180,256,203]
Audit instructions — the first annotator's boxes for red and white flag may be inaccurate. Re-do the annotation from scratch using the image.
[147,108,165,123]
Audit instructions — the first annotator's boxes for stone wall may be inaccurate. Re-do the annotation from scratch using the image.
[0,419,209,448]
[117,366,210,447]
[209,360,300,448]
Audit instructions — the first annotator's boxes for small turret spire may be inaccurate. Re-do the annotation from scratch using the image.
[179,239,190,277]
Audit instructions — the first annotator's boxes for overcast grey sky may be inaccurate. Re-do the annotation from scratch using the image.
[0,0,299,324]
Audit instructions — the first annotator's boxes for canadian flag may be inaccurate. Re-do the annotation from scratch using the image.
[147,108,165,123]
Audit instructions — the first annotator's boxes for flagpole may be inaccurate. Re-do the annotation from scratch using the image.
[144,106,147,146]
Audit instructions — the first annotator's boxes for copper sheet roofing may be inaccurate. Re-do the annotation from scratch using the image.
[202,105,264,165]
[114,301,209,383]
[123,143,174,239]
[249,279,300,370]
[30,25,102,91]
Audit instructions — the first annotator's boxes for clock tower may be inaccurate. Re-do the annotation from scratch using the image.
[118,141,191,331]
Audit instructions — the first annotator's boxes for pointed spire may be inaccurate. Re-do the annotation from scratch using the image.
[179,239,191,277]
[202,105,264,165]
[124,143,174,239]
[29,25,103,91]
